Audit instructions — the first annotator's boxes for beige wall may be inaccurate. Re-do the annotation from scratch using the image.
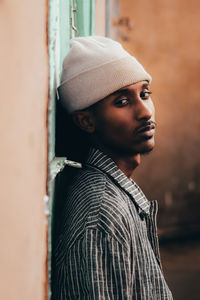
[95,0,119,38]
[0,1,48,299]
[119,0,200,233]
[95,0,106,36]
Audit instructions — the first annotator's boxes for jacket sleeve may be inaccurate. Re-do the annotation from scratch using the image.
[55,228,134,299]
[85,228,134,299]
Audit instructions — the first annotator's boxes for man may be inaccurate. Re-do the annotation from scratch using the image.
[53,36,173,299]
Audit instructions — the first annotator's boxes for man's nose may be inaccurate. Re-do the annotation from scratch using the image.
[135,100,153,121]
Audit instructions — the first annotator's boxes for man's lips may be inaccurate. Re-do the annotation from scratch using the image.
[134,121,156,138]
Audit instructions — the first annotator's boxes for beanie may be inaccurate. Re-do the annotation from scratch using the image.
[58,36,152,113]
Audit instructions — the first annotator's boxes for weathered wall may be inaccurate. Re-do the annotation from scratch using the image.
[0,1,48,299]
[95,0,119,38]
[119,0,200,236]
[95,0,106,35]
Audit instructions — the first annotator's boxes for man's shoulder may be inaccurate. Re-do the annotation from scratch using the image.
[57,165,134,251]
[76,166,132,229]
[69,165,127,202]
[68,165,131,222]
[69,165,107,195]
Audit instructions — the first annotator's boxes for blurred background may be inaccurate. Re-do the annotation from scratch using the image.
[1,0,200,299]
[97,1,200,299]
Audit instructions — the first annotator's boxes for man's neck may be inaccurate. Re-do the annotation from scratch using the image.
[93,144,141,178]
[109,152,141,178]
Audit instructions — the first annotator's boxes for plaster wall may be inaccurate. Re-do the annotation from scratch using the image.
[95,0,106,36]
[119,0,200,234]
[0,1,48,299]
[95,0,119,38]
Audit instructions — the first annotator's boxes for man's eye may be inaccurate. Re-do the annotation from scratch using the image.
[115,97,129,107]
[140,90,152,99]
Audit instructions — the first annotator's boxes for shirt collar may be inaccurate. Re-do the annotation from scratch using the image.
[85,148,150,215]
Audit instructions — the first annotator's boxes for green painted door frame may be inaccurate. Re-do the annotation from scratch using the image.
[48,0,95,298]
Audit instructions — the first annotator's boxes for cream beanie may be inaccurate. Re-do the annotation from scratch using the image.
[58,36,152,113]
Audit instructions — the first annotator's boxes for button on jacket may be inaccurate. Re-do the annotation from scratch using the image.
[53,148,173,299]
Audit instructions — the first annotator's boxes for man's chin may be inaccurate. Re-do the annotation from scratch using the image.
[122,145,154,157]
[109,139,155,156]
[136,140,155,155]
[139,147,154,155]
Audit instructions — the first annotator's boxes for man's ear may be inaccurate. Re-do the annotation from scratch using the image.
[72,110,95,133]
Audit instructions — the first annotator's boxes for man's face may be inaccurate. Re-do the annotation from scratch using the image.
[91,81,156,156]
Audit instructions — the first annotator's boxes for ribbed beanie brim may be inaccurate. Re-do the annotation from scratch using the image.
[58,36,152,113]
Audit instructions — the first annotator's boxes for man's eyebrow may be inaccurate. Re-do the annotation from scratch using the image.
[142,82,150,88]
[110,89,129,96]
[110,82,150,97]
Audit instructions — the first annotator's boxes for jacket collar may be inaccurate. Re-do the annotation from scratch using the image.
[85,148,150,215]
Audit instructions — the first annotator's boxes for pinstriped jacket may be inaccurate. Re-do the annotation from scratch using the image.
[53,148,173,299]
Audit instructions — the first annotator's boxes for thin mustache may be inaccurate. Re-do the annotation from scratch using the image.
[134,121,157,133]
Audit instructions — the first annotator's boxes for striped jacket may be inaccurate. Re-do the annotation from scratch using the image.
[53,148,173,299]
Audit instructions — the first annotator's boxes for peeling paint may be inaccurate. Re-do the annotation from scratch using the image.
[47,1,95,298]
